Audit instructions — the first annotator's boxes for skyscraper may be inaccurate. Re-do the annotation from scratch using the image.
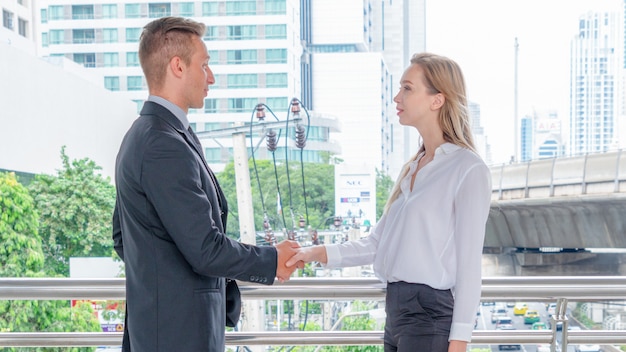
[569,10,624,155]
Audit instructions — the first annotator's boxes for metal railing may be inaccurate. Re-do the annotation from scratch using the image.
[0,276,625,349]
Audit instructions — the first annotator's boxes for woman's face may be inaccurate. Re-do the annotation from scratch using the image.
[393,64,440,129]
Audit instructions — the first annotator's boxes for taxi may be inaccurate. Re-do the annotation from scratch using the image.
[524,309,541,324]
[513,303,528,315]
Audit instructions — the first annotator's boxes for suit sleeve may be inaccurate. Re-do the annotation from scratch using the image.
[112,202,124,261]
[141,131,277,283]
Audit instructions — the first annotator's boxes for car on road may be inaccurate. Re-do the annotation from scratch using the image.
[513,303,528,315]
[547,302,557,316]
[524,309,540,324]
[497,324,521,351]
[531,321,548,330]
[576,345,601,352]
[495,316,514,329]
[491,307,509,323]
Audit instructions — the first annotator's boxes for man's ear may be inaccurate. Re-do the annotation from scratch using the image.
[432,93,445,110]
[169,56,184,78]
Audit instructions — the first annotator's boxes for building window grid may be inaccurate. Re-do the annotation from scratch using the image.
[225,1,256,16]
[71,5,94,20]
[178,2,194,17]
[103,28,118,43]
[3,10,14,30]
[202,2,219,16]
[18,18,27,37]
[72,29,95,44]
[149,3,171,18]
[127,76,145,91]
[102,4,118,19]
[48,5,64,20]
[126,52,139,67]
[103,52,119,67]
[125,4,141,18]
[104,76,120,91]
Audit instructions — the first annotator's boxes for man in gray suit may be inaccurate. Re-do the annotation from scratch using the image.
[112,16,300,351]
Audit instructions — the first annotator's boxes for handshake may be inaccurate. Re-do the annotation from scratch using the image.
[274,240,327,282]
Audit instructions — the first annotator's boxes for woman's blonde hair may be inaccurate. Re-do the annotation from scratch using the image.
[383,53,476,214]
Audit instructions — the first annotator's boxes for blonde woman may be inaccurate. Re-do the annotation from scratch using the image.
[286,53,491,352]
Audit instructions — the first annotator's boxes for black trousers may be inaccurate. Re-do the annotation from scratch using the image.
[384,281,454,352]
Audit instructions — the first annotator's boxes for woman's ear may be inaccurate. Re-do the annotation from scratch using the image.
[431,93,445,110]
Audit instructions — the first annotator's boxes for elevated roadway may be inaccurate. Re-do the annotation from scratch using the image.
[485,150,626,250]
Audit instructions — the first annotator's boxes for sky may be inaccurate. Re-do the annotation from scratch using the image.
[423,0,623,164]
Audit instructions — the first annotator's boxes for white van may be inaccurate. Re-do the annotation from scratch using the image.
[576,345,601,352]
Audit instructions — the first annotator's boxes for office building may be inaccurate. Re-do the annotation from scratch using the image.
[569,10,624,155]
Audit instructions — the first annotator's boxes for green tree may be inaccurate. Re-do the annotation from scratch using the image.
[0,172,101,351]
[28,147,116,276]
[217,160,335,242]
[375,169,394,220]
[0,172,44,276]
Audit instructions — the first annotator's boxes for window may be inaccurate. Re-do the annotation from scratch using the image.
[227,49,257,64]
[228,74,257,88]
[104,76,120,91]
[127,76,144,91]
[179,2,194,17]
[202,2,219,16]
[226,1,256,15]
[266,48,287,63]
[103,28,118,43]
[265,0,286,15]
[208,50,219,64]
[204,99,219,113]
[40,9,47,23]
[204,148,222,163]
[73,53,96,68]
[73,29,95,44]
[125,4,141,18]
[126,28,141,43]
[3,10,14,30]
[49,30,64,44]
[149,3,170,18]
[103,53,119,67]
[41,32,48,47]
[265,24,286,39]
[228,98,257,112]
[266,97,288,108]
[102,4,117,19]
[48,5,64,20]
[204,122,221,131]
[18,18,27,37]
[72,5,94,20]
[126,52,139,67]
[266,73,287,88]
[204,26,219,41]
[132,100,144,114]
[227,25,256,40]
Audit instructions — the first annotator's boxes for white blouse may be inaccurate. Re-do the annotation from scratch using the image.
[325,143,492,342]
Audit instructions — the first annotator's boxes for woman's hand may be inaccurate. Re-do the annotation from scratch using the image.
[285,245,328,267]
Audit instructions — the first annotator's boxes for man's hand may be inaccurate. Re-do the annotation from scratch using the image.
[275,240,302,282]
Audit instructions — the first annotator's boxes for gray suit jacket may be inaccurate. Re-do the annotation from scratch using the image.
[113,101,277,351]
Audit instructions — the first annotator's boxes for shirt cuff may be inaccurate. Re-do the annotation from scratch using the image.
[323,245,341,268]
[449,322,473,342]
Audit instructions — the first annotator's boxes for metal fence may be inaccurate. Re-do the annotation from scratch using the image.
[1,276,625,350]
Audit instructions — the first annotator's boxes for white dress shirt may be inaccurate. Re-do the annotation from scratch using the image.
[325,143,492,342]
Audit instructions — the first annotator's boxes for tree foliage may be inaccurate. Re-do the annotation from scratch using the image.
[0,172,44,277]
[217,159,335,242]
[28,147,116,276]
[0,172,101,350]
[375,169,394,220]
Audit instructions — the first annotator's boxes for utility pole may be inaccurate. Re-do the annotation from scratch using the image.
[196,118,302,352]
[514,37,519,163]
